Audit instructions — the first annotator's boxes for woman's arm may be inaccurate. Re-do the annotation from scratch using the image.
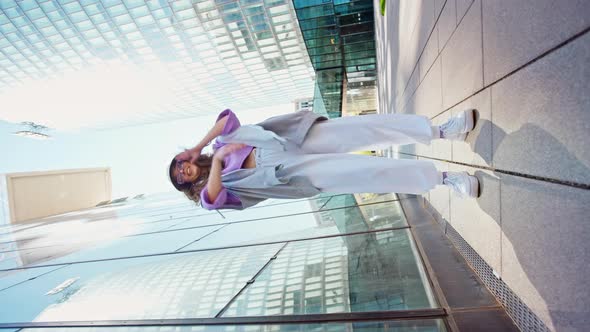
[204,143,247,203]
[205,154,224,202]
[177,110,241,162]
[184,115,229,157]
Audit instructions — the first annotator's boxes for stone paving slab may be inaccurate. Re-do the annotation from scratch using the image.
[437,0,456,51]
[434,0,446,21]
[441,0,483,109]
[482,0,590,85]
[412,57,443,118]
[399,65,420,113]
[408,0,436,77]
[456,0,475,25]
[375,0,590,330]
[491,30,590,184]
[449,164,501,274]
[419,27,439,83]
[500,175,590,331]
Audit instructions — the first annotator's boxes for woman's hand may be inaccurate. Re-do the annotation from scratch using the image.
[175,147,201,163]
[213,143,246,161]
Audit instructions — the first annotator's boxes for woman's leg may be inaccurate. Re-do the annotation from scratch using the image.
[300,113,439,154]
[278,153,442,195]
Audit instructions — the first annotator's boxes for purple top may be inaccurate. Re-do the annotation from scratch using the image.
[200,109,253,210]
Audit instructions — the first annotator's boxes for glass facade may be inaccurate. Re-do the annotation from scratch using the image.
[293,0,377,118]
[0,0,316,129]
[0,192,448,330]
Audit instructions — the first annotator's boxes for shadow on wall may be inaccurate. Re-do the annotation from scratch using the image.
[468,119,590,331]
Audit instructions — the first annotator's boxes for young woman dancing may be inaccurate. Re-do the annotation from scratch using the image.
[169,109,479,210]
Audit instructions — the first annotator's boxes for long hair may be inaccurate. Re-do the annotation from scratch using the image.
[169,153,214,205]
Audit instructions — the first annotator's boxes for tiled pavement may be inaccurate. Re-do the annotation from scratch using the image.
[374,0,590,331]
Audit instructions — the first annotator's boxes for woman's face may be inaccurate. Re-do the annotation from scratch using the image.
[173,161,200,185]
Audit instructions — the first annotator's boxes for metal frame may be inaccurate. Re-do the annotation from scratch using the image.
[0,310,446,329]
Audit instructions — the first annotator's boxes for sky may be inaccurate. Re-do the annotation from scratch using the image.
[0,103,294,199]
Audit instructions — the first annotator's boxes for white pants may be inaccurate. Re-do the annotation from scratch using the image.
[257,114,444,195]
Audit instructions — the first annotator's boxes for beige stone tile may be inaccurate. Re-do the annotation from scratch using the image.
[483,0,590,85]
[414,57,443,118]
[419,25,439,83]
[491,31,590,184]
[500,175,590,331]
[441,0,483,109]
[448,163,501,273]
[438,0,457,51]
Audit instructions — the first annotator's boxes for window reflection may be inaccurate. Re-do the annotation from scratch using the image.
[1,188,439,327]
[0,245,282,323]
[224,230,437,317]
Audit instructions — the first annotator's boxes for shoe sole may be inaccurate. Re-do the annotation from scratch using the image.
[462,109,476,132]
[467,174,480,198]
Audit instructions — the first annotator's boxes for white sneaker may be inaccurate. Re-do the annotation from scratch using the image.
[443,172,480,198]
[439,109,476,141]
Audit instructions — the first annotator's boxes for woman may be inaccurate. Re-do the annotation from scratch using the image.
[169,109,479,210]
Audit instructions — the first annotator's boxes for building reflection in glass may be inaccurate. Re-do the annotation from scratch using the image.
[0,193,440,331]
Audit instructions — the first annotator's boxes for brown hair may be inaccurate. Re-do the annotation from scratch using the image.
[169,154,214,205]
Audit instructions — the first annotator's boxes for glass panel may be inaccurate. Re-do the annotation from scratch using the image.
[223,230,438,316]
[296,5,334,20]
[311,52,342,63]
[340,22,374,35]
[0,218,224,269]
[315,59,343,69]
[244,6,264,16]
[265,0,286,6]
[299,16,337,30]
[181,198,407,250]
[0,266,66,292]
[0,244,282,323]
[15,319,448,331]
[335,1,373,15]
[343,41,375,53]
[347,49,376,60]
[305,35,339,48]
[342,31,373,44]
[345,57,375,67]
[320,193,406,230]
[2,194,384,271]
[5,224,225,269]
[307,45,340,56]
[339,10,374,26]
[303,26,338,39]
[350,63,375,71]
[293,0,333,9]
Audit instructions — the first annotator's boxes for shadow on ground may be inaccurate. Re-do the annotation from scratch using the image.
[470,120,590,330]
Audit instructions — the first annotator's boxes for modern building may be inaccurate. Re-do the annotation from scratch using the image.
[0,0,316,129]
[293,97,313,112]
[293,0,378,118]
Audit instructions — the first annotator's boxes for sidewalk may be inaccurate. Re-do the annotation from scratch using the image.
[374,1,590,331]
